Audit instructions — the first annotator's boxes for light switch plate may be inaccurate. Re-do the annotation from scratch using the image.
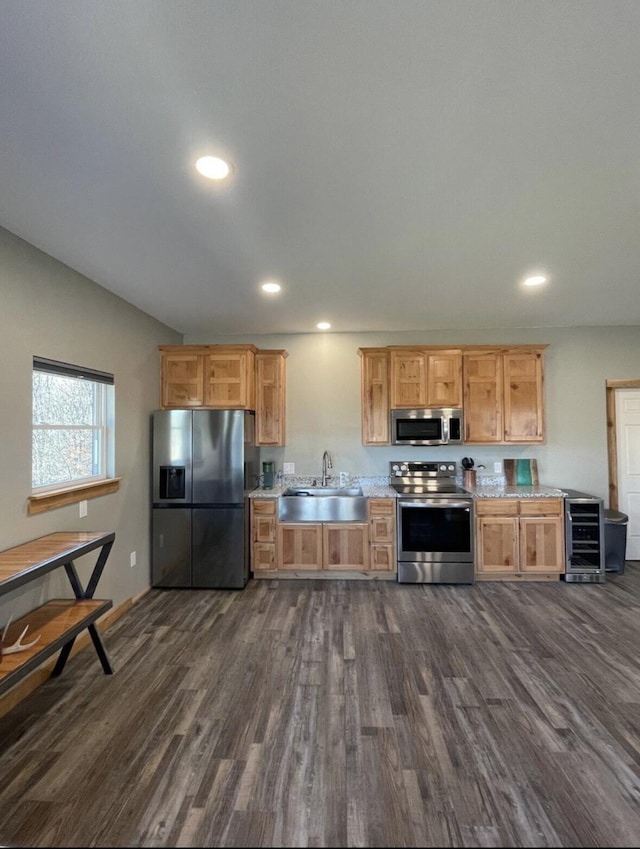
[494,461,502,473]
[79,500,88,518]
[283,462,295,474]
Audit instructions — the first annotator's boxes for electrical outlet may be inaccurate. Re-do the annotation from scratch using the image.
[283,462,295,474]
[130,551,137,568]
[79,500,88,518]
[494,461,502,473]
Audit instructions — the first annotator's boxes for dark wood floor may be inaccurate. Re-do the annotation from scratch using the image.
[1,566,640,848]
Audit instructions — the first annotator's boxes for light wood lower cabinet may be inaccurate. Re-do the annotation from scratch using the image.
[278,524,323,570]
[323,524,369,570]
[368,498,396,571]
[250,497,397,574]
[277,523,370,571]
[475,498,564,580]
[251,499,278,572]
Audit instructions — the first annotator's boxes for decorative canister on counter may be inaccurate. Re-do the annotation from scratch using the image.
[463,469,476,489]
[262,461,275,489]
[462,457,476,490]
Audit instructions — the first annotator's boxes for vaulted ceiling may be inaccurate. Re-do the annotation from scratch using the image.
[1,1,639,336]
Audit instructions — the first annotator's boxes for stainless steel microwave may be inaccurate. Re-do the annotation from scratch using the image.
[391,408,463,446]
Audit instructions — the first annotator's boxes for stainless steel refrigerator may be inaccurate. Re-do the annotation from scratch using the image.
[151,409,259,589]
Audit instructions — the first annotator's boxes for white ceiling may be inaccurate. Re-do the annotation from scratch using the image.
[2,1,639,337]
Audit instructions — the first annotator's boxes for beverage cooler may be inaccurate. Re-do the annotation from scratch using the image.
[563,490,605,583]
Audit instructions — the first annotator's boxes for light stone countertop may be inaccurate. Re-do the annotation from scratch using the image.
[249,476,397,499]
[469,484,567,498]
[249,477,567,500]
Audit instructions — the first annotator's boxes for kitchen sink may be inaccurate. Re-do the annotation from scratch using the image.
[283,486,363,497]
[279,486,367,522]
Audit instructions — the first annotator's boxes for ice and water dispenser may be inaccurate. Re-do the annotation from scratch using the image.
[159,466,186,500]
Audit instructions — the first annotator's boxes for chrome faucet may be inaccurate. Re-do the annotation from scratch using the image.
[321,450,333,486]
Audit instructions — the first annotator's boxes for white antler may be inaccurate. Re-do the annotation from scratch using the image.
[1,615,42,655]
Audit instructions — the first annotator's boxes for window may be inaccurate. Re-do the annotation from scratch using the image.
[32,357,115,492]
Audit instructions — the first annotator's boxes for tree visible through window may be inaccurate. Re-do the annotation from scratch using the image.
[32,358,114,491]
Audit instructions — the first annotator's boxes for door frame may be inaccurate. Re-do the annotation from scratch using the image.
[606,378,640,510]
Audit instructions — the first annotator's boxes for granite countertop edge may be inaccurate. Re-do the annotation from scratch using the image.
[470,485,568,498]
[250,480,568,499]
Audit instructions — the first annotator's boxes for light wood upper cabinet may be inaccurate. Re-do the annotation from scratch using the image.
[360,344,546,446]
[463,351,503,443]
[389,348,462,409]
[159,345,287,446]
[255,350,287,446]
[161,351,205,408]
[463,346,546,444]
[503,350,544,442]
[359,348,390,445]
[160,345,256,410]
[203,347,256,409]
[426,350,463,407]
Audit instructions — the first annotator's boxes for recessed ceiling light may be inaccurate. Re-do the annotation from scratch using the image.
[261,281,281,294]
[195,155,232,180]
[523,275,548,287]
[316,322,331,330]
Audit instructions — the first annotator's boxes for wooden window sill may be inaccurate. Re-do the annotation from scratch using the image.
[28,478,122,515]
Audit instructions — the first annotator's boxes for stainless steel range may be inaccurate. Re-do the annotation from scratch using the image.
[390,461,475,584]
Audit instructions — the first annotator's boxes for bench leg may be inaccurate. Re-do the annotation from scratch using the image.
[51,625,114,677]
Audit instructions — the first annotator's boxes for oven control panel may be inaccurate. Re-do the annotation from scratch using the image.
[390,461,457,478]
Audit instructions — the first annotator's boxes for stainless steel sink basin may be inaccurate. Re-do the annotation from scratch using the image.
[279,486,367,522]
[283,486,363,497]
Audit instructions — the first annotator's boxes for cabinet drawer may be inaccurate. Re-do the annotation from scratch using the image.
[519,498,562,517]
[252,499,277,516]
[475,499,519,517]
[368,498,396,516]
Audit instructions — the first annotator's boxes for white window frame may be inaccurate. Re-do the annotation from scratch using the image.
[32,357,115,493]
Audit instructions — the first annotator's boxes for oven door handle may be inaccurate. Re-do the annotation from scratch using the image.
[399,500,472,510]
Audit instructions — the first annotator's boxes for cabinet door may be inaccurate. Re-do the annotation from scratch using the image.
[519,516,564,572]
[203,349,255,409]
[256,351,287,446]
[278,524,323,570]
[369,514,395,544]
[251,500,277,571]
[252,543,277,571]
[323,524,369,570]
[503,351,544,442]
[390,350,427,408]
[463,353,504,443]
[359,349,390,444]
[370,545,395,571]
[426,350,462,407]
[476,516,518,573]
[161,353,204,408]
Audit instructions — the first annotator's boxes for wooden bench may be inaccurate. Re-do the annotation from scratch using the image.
[0,531,115,697]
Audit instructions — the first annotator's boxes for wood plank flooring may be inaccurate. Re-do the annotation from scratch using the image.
[1,566,640,847]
